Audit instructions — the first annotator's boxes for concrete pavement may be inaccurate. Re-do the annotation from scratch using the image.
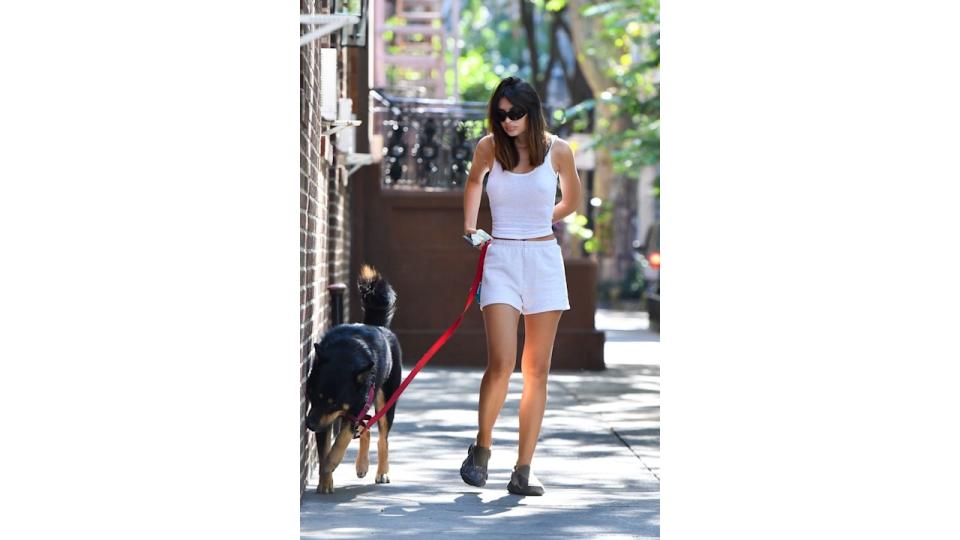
[300,309,660,539]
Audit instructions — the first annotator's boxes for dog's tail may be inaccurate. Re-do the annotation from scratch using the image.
[358,264,397,328]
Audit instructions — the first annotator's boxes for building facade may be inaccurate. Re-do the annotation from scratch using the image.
[300,0,367,496]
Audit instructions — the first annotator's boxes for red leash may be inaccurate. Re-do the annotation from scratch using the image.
[353,241,490,438]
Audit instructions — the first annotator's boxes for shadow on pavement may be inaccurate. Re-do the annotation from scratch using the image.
[301,309,660,539]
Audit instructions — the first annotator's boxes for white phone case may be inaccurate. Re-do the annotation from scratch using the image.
[464,229,492,246]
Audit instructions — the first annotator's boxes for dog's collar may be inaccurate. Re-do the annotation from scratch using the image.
[347,343,387,437]
[344,380,375,438]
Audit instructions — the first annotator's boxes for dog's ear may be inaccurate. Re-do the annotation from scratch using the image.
[312,344,333,368]
[309,346,330,380]
[354,358,374,386]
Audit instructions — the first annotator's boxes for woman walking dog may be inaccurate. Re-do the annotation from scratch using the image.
[460,76,582,496]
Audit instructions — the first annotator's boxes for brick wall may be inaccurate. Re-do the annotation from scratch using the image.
[299,0,352,497]
[327,165,351,293]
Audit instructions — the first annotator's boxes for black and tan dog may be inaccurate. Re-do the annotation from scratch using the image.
[305,265,402,494]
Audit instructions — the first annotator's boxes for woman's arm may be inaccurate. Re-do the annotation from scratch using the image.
[463,135,494,235]
[551,139,583,223]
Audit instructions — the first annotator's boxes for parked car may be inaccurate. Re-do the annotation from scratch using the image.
[637,221,660,332]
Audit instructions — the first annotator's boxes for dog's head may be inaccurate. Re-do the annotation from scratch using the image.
[305,330,375,432]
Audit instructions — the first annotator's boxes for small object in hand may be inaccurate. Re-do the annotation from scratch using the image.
[463,229,492,247]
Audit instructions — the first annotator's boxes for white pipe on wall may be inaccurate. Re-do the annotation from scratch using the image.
[300,14,359,47]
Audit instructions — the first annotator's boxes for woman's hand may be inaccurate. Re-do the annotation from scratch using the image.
[463,228,481,249]
[463,136,493,244]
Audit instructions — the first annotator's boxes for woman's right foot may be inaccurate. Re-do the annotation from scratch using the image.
[459,443,491,487]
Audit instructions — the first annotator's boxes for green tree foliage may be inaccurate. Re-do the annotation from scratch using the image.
[455,1,535,102]
[453,1,658,169]
[564,0,659,172]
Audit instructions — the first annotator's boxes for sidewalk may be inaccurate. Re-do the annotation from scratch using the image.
[300,309,660,539]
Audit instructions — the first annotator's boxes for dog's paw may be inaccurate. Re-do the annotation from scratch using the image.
[375,473,390,484]
[318,474,335,494]
[356,458,369,478]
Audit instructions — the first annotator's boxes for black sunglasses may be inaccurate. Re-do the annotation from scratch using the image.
[494,107,527,122]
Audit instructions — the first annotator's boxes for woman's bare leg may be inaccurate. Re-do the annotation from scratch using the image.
[516,310,563,467]
[476,303,521,448]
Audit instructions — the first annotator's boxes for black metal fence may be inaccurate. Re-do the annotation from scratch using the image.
[371,90,488,191]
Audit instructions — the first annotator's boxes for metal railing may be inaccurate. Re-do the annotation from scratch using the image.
[371,89,488,191]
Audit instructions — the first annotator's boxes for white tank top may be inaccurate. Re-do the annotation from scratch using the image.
[486,135,559,239]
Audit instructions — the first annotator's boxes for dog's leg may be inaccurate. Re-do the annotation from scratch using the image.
[356,428,371,478]
[375,389,391,484]
[319,423,353,494]
[315,426,332,493]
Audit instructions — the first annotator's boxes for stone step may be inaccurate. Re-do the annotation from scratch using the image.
[388,43,439,56]
[384,54,445,69]
[397,0,443,8]
[396,12,441,22]
[382,24,444,36]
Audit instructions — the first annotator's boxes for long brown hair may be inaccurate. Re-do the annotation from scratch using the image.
[487,77,548,171]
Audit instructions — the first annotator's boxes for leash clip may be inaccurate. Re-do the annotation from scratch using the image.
[350,415,372,439]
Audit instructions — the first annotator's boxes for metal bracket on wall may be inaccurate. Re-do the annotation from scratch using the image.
[320,119,362,137]
[300,13,359,47]
[345,153,373,177]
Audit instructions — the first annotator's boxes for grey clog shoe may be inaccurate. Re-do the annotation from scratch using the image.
[459,444,491,487]
[507,464,545,496]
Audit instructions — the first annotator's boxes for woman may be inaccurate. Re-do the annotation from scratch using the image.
[460,76,582,496]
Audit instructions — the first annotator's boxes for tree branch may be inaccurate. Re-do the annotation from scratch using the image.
[557,9,595,107]
[540,11,561,102]
[518,0,540,92]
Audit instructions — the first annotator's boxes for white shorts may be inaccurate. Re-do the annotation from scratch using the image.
[479,238,570,315]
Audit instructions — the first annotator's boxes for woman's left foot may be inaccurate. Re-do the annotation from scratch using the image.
[507,464,545,496]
